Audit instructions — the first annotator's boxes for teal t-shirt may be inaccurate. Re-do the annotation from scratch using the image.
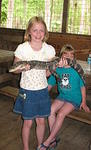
[48,67,85,106]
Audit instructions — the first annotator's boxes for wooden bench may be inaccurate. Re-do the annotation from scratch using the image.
[67,109,91,125]
[0,85,19,101]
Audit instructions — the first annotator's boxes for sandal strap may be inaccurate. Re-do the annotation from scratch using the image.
[49,137,60,148]
[40,143,49,150]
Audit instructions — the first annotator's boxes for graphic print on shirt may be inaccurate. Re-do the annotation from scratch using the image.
[60,73,71,89]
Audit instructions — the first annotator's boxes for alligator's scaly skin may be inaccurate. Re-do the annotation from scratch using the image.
[9,57,60,72]
[9,57,85,84]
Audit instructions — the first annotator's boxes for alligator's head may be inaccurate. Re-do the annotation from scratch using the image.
[9,61,27,72]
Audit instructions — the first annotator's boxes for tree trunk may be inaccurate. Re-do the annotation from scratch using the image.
[23,0,27,26]
[62,0,69,33]
[7,0,15,28]
[50,0,53,30]
[79,0,85,33]
[45,0,51,31]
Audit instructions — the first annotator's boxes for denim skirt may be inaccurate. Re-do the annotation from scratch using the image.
[13,87,51,120]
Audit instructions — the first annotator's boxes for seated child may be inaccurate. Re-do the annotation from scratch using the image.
[38,44,90,150]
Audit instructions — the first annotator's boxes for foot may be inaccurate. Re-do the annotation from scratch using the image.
[38,143,49,150]
[49,137,60,150]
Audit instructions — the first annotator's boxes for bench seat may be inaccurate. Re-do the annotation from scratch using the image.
[67,109,91,125]
[0,85,19,101]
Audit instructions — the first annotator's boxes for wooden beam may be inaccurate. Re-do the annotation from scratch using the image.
[62,0,69,33]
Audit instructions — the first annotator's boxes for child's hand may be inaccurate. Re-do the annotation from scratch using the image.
[58,57,68,67]
[17,64,30,72]
[24,64,30,71]
[80,102,91,113]
[46,69,51,77]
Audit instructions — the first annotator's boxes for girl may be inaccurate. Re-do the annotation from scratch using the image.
[13,16,56,150]
[39,44,90,150]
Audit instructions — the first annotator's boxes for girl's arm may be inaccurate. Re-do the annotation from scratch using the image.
[80,86,90,112]
[47,74,57,92]
[46,69,51,77]
[48,85,53,91]
[12,57,22,74]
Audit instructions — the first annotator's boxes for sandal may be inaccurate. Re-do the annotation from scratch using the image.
[39,143,49,150]
[49,137,60,150]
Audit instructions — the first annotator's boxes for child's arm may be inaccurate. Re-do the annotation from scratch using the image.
[47,74,57,92]
[48,85,53,91]
[46,69,51,77]
[80,86,90,112]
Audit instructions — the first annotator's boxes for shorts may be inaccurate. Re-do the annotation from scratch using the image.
[56,95,80,109]
[13,87,51,120]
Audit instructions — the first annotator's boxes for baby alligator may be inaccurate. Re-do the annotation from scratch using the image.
[9,57,85,84]
[9,57,60,72]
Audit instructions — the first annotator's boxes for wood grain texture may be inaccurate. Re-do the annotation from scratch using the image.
[0,95,91,150]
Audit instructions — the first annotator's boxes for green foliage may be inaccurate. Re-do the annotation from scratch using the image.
[50,0,63,31]
[1,0,8,25]
[0,0,91,35]
[13,0,45,28]
[67,0,91,35]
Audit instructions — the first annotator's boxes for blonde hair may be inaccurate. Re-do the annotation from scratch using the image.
[60,44,75,57]
[24,16,49,42]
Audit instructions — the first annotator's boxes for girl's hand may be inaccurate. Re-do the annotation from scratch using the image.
[13,64,30,73]
[46,69,51,77]
[80,102,91,113]
[23,64,30,71]
[58,57,68,67]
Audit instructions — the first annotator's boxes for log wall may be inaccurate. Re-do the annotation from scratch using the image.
[48,32,91,57]
[0,28,91,60]
[0,28,24,51]
[0,28,91,92]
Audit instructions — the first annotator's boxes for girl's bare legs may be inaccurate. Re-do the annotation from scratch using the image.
[48,100,64,132]
[36,118,45,147]
[22,120,33,150]
[40,101,75,150]
[47,100,65,148]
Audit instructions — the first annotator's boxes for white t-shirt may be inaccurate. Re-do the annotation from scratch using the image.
[14,41,55,90]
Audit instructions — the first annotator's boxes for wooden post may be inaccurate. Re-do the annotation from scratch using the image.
[0,0,2,25]
[62,0,69,33]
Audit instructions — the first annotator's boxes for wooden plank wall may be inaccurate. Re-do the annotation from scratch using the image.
[0,28,91,89]
[0,28,25,51]
[0,28,91,60]
[0,28,24,86]
[48,32,91,59]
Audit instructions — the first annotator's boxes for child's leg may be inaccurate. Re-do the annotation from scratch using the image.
[48,99,64,132]
[22,120,33,150]
[41,102,75,150]
[50,102,75,139]
[36,118,45,146]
